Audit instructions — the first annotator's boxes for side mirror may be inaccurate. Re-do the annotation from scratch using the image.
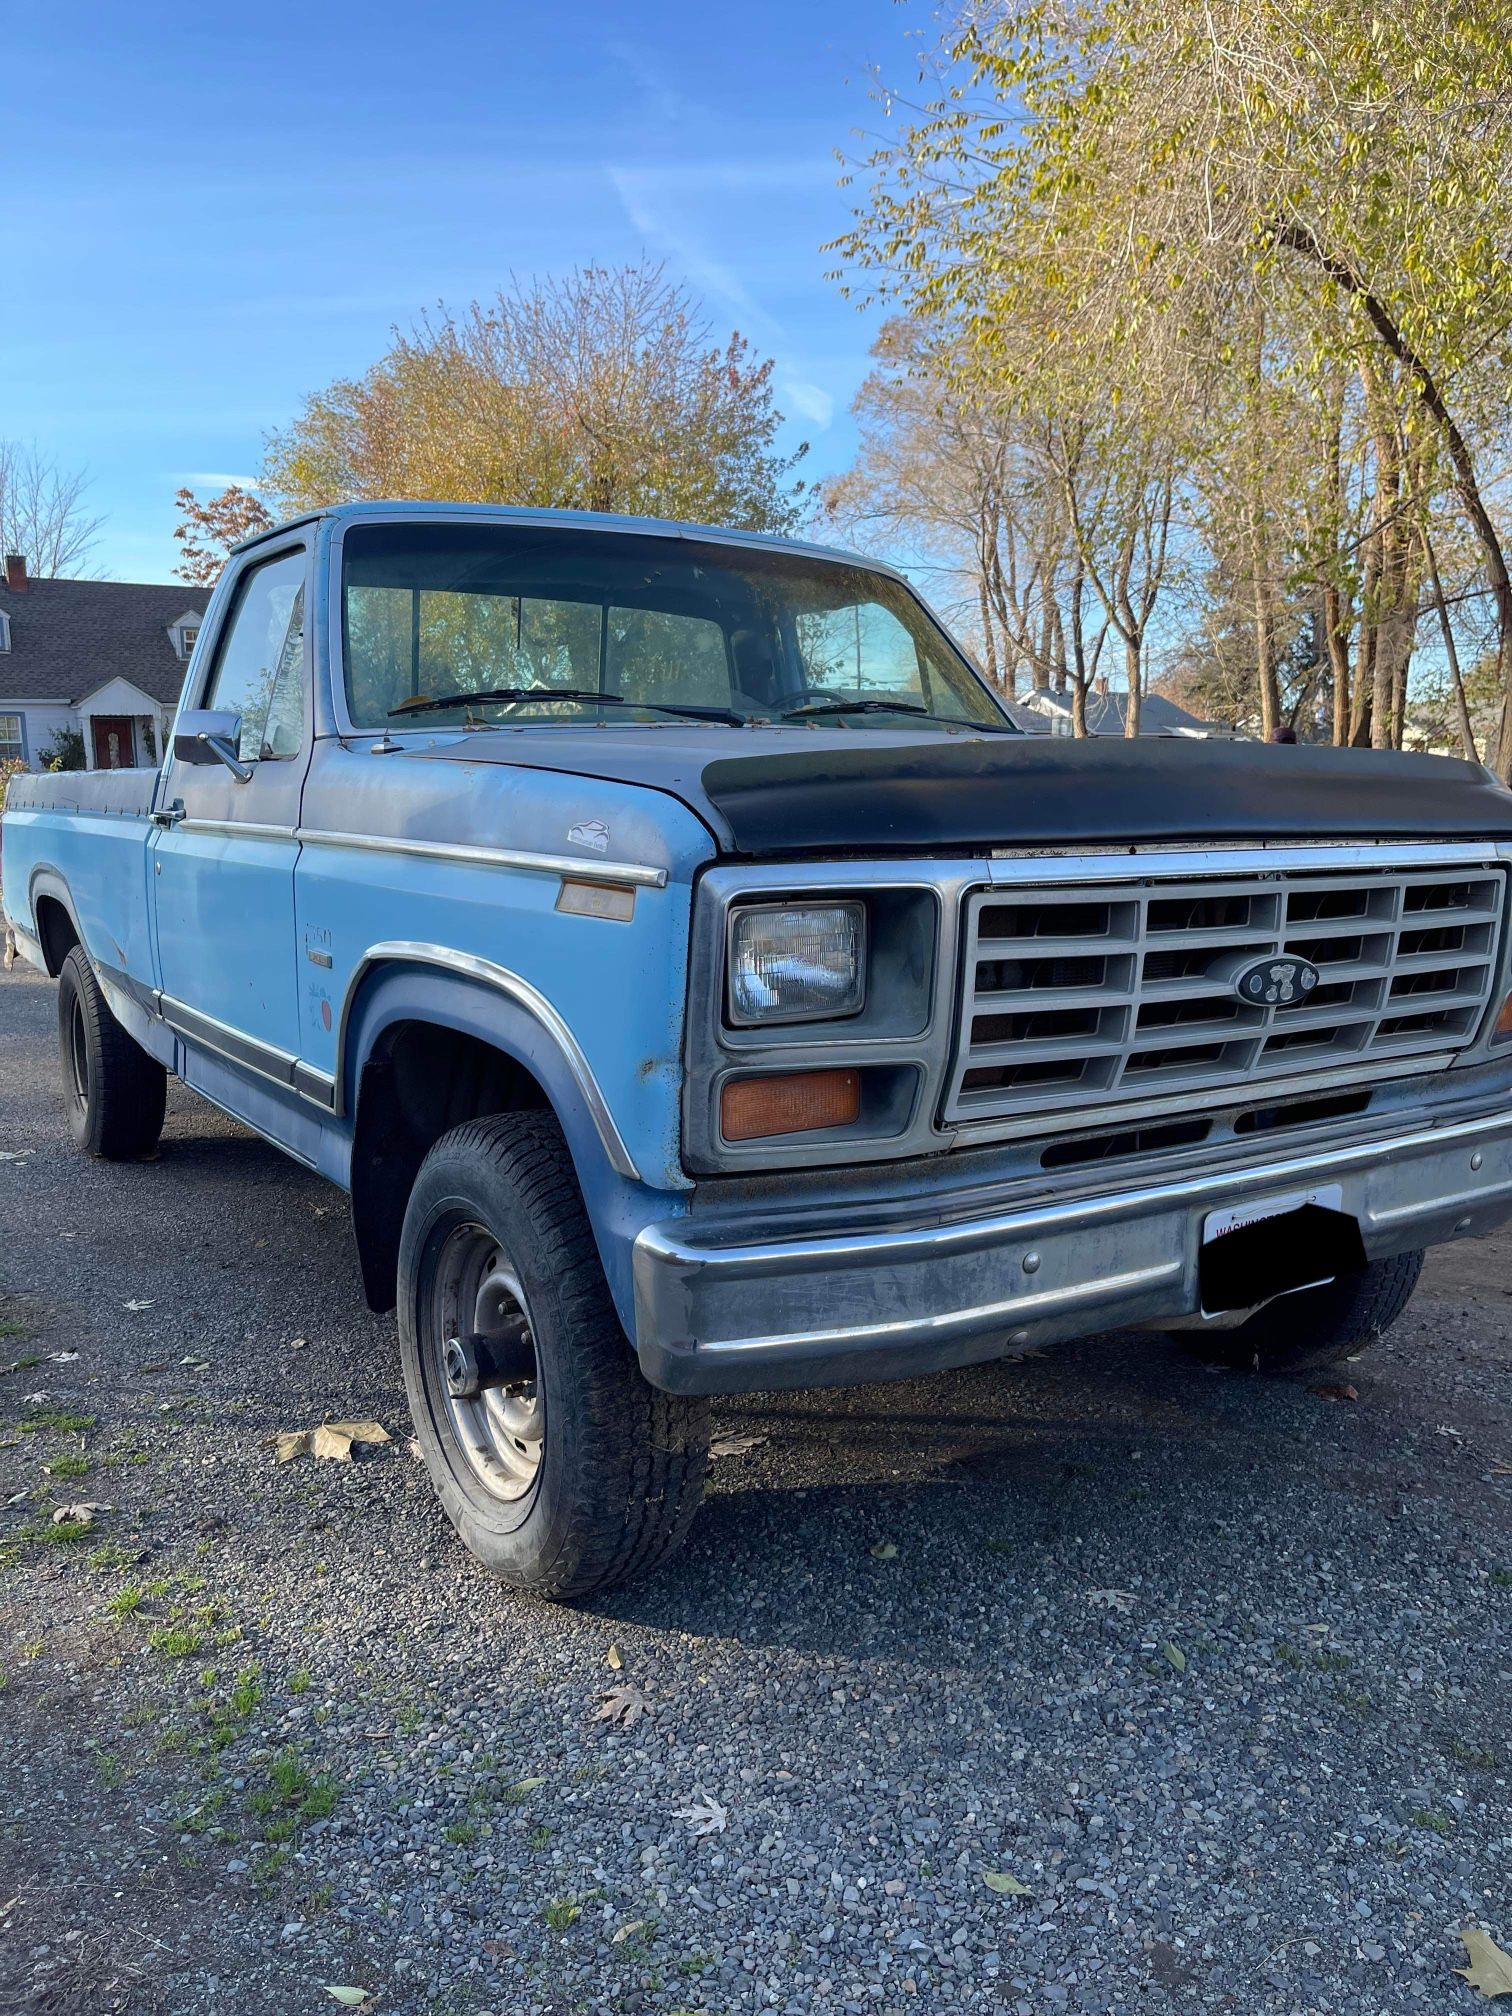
[174,708,251,782]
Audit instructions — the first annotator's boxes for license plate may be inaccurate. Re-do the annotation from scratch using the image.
[1202,1184,1344,1245]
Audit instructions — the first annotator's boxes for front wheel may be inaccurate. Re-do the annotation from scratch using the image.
[397,1111,710,1598]
[57,945,166,1160]
[1177,1248,1424,1374]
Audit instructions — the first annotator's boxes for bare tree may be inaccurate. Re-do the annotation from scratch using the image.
[0,441,104,578]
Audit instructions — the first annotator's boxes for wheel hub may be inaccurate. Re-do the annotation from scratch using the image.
[430,1232,543,1502]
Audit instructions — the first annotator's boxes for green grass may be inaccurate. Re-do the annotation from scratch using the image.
[17,1411,94,1435]
[542,1898,580,1930]
[85,1541,136,1571]
[445,1819,480,1846]
[1447,1737,1499,1769]
[106,1586,144,1619]
[230,1665,262,1716]
[289,1668,312,1696]
[22,1518,90,1547]
[146,1624,203,1658]
[528,1825,552,1852]
[248,1749,338,1825]
[46,1451,89,1479]
[1412,1808,1453,1835]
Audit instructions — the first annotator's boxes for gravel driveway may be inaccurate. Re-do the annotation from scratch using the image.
[1,957,1509,2016]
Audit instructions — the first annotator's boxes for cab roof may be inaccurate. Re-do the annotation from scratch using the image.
[230,499,903,580]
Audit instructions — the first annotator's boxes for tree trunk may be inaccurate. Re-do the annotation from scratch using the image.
[976,576,1001,690]
[1123,635,1141,738]
[1422,525,1479,761]
[1275,224,1512,776]
[1324,583,1350,747]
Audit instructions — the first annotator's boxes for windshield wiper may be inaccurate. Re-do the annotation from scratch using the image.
[389,686,745,726]
[780,695,1017,732]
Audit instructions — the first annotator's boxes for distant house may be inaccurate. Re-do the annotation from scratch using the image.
[1011,677,1231,738]
[0,553,206,771]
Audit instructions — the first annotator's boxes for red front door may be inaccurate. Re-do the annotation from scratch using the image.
[91,716,136,769]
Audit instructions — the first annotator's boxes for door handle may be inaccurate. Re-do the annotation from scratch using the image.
[149,802,185,828]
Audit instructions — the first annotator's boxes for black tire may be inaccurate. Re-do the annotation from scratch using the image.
[397,1111,710,1598]
[1178,1248,1424,1373]
[57,945,167,1160]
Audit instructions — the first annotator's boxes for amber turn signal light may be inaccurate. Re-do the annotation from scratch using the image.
[720,1068,862,1142]
[1495,991,1512,1042]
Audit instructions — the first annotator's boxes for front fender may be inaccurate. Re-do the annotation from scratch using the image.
[342,954,687,1336]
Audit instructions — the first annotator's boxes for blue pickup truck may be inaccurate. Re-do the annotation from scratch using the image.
[8,502,1512,1595]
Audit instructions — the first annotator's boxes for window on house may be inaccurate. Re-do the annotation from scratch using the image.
[0,713,24,762]
[180,625,199,659]
[0,613,11,651]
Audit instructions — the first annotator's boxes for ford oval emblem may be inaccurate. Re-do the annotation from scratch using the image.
[1235,955,1320,1008]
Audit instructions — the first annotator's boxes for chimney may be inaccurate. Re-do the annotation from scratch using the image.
[3,554,27,593]
[1094,674,1109,698]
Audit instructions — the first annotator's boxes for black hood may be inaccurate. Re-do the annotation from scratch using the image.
[414,726,1512,856]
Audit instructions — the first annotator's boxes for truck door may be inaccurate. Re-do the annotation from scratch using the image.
[151,539,312,1070]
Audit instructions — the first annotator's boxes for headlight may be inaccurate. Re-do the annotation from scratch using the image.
[728,902,866,1024]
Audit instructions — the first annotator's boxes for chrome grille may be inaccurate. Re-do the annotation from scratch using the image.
[945,864,1506,1127]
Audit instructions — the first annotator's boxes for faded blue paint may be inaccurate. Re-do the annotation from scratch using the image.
[0,505,771,1350]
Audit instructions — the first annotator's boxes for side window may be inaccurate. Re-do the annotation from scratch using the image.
[202,550,307,761]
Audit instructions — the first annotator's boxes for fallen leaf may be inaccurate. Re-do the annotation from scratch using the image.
[675,1789,728,1837]
[4,1490,27,1506]
[122,1299,155,1312]
[0,1149,34,1163]
[46,1351,78,1364]
[178,1356,209,1371]
[1455,1926,1512,1998]
[870,1541,899,1560]
[507,1776,547,1795]
[289,1336,307,1350]
[272,1420,391,1464]
[1087,1588,1135,1613]
[606,1643,623,1671]
[323,1991,371,2010]
[53,1502,110,1528]
[611,1920,649,1945]
[595,1684,653,1728]
[709,1432,767,1459]
[1492,1459,1512,1478]
[1163,1642,1187,1672]
[23,1391,51,1404]
[984,1870,1033,1897]
[1438,1424,1465,1440]
[1311,1383,1358,1403]
[406,1438,423,1461]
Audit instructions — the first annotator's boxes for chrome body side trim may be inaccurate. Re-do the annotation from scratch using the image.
[335,940,640,1180]
[293,826,668,889]
[177,819,299,842]
[160,993,302,1091]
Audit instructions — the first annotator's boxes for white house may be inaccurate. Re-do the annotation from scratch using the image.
[0,552,207,771]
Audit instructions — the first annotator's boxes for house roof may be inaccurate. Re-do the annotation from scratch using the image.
[0,578,208,707]
[1022,686,1223,735]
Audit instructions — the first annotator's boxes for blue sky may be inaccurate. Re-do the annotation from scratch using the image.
[0,0,920,582]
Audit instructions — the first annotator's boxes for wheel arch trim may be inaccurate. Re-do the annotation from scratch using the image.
[336,941,640,1181]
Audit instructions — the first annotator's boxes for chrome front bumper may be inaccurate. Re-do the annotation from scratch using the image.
[632,1106,1512,1393]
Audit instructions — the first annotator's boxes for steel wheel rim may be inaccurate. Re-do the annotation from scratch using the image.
[68,996,89,1112]
[430,1221,543,1502]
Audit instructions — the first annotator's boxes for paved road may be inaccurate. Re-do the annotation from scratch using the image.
[1,957,1509,2016]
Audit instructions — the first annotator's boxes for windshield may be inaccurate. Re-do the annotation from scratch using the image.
[339,521,1011,732]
